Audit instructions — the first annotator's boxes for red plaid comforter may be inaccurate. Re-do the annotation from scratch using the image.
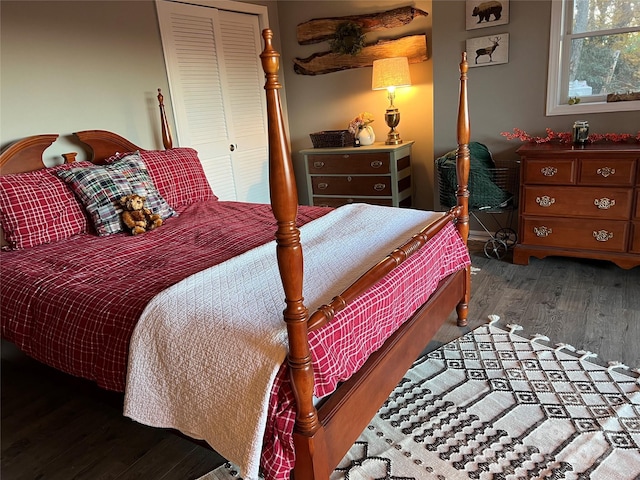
[0,200,328,391]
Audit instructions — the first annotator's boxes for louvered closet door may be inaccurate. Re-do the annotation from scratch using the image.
[156,1,269,203]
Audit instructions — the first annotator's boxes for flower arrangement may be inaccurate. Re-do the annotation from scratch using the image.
[501,128,640,144]
[348,112,375,135]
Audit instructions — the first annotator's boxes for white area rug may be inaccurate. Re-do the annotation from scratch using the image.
[199,315,640,480]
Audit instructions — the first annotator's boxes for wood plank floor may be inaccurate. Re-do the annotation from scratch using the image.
[2,243,639,479]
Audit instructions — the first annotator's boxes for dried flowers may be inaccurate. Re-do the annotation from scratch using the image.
[348,112,375,135]
[501,128,640,144]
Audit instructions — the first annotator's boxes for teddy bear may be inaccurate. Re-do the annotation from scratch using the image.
[119,194,163,235]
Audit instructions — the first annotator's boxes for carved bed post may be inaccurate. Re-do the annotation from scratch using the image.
[157,89,173,149]
[259,29,330,480]
[455,52,471,327]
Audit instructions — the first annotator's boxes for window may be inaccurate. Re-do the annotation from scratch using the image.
[547,0,640,115]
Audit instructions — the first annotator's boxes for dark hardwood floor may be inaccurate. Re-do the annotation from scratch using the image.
[2,243,639,479]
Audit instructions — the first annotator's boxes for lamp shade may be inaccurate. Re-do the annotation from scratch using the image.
[371,57,411,90]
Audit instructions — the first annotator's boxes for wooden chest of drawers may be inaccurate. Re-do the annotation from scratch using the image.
[300,142,413,208]
[514,143,640,269]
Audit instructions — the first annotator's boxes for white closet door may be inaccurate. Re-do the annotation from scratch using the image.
[156,1,269,203]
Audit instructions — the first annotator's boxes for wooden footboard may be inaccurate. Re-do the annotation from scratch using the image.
[260,29,470,480]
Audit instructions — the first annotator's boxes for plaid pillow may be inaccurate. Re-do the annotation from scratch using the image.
[139,148,216,208]
[0,163,91,250]
[56,154,176,236]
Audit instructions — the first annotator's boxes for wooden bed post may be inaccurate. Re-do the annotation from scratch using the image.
[157,89,173,150]
[260,29,330,480]
[455,52,471,327]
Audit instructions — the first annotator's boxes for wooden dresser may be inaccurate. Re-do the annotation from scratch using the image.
[513,142,640,269]
[300,142,413,208]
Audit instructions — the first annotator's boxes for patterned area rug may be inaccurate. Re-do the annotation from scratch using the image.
[200,316,640,480]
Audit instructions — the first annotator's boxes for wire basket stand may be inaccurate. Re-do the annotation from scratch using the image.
[437,159,520,259]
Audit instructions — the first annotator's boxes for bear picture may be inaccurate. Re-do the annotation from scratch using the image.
[466,0,509,30]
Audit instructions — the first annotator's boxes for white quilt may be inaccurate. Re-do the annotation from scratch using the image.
[123,203,444,480]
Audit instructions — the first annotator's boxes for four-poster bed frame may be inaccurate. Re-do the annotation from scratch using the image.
[0,29,471,480]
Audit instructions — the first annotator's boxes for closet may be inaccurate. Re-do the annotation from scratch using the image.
[156,0,270,203]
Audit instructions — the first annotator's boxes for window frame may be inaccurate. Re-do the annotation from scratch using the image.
[546,0,640,116]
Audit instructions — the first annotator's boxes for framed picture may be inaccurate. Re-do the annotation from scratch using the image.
[466,34,509,67]
[466,0,509,30]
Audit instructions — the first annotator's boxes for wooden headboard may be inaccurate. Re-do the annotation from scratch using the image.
[0,135,59,175]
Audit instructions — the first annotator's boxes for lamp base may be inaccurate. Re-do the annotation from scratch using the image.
[385,129,403,145]
[384,108,402,145]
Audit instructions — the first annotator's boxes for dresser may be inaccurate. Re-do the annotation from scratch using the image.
[513,142,640,269]
[300,142,413,208]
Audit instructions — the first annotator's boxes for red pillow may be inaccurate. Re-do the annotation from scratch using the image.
[138,148,216,208]
[0,162,92,250]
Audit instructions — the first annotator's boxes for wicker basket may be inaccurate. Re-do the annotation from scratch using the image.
[309,130,355,148]
[437,160,520,211]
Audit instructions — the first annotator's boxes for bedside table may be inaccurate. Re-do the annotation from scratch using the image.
[300,141,414,208]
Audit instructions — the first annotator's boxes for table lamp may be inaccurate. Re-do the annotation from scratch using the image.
[371,57,411,145]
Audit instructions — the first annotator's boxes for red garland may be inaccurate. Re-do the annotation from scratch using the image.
[501,128,640,144]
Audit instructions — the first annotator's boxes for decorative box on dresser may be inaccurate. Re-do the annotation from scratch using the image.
[301,142,413,208]
[513,142,640,269]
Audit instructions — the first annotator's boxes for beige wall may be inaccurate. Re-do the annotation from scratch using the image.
[0,1,171,163]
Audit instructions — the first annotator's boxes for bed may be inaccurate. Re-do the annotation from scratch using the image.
[0,29,471,480]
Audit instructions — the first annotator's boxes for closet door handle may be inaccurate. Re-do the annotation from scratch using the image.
[229,144,237,151]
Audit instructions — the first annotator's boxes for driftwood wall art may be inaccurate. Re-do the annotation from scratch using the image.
[297,6,428,45]
[294,6,429,76]
[294,35,427,76]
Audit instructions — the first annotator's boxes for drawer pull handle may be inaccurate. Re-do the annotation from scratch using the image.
[536,195,555,207]
[313,161,325,169]
[347,176,352,182]
[373,183,386,191]
[597,167,616,177]
[541,166,557,176]
[594,197,615,209]
[593,229,614,242]
[342,154,350,159]
[318,182,328,190]
[534,226,552,237]
[370,160,383,168]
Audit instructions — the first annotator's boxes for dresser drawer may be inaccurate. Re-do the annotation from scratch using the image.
[312,196,393,208]
[579,159,636,186]
[521,217,628,252]
[522,186,632,219]
[307,153,390,174]
[311,175,391,196]
[523,159,576,184]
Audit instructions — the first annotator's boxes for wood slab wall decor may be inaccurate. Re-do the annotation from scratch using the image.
[294,6,429,76]
[294,35,427,76]
[296,6,428,45]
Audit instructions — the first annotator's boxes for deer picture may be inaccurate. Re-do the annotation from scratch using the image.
[475,37,501,64]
